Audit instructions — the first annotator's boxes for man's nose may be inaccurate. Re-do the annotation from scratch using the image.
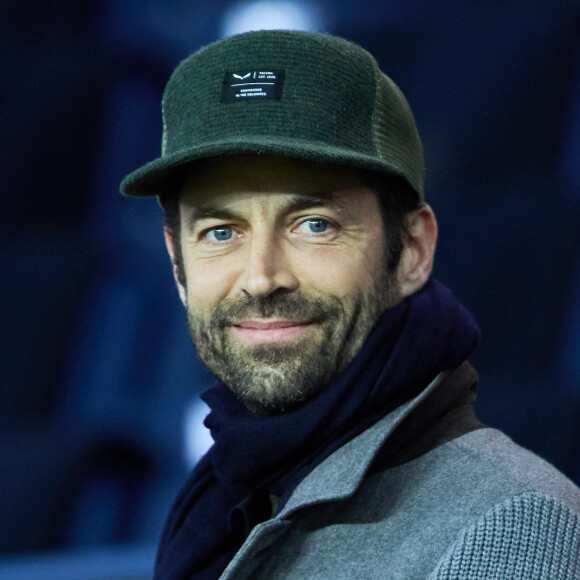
[241,232,299,297]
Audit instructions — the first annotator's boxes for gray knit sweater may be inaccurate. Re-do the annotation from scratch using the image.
[431,491,580,578]
[221,366,580,579]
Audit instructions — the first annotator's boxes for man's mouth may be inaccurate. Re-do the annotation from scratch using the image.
[232,319,314,344]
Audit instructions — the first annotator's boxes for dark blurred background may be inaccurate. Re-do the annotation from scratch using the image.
[1,0,579,578]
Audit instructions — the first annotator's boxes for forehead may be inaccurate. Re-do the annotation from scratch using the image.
[179,154,376,208]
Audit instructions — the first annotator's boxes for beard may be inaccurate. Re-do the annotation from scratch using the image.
[186,271,400,416]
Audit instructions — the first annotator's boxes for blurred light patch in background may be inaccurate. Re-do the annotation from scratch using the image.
[184,400,214,469]
[220,0,326,38]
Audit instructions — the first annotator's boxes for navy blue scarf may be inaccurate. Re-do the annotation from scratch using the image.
[154,279,480,580]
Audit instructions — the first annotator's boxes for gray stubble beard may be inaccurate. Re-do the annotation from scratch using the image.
[186,269,400,415]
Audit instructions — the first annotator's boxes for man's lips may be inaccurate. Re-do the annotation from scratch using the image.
[231,319,314,344]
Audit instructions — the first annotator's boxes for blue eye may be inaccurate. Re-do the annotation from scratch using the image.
[306,219,328,233]
[207,226,233,241]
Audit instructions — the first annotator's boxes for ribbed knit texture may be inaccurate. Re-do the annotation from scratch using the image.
[430,492,580,579]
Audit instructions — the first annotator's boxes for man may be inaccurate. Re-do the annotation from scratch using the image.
[121,30,580,580]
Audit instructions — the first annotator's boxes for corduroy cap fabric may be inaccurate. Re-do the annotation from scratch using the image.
[120,29,425,201]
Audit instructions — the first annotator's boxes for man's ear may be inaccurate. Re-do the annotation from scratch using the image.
[397,204,438,298]
[164,228,187,305]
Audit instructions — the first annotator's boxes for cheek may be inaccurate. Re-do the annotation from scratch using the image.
[182,255,242,306]
[292,244,384,295]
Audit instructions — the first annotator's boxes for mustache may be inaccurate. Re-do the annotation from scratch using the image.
[209,291,343,326]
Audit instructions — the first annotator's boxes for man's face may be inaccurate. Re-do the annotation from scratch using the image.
[171,155,402,415]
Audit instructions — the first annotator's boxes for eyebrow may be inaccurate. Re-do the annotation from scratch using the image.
[278,192,345,215]
[185,207,240,231]
[185,192,345,232]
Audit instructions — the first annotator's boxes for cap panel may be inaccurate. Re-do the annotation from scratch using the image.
[161,31,377,157]
[371,70,424,196]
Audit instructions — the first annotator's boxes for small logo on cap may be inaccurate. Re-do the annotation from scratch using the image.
[222,69,285,103]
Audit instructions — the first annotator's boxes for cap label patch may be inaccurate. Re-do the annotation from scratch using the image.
[221,70,285,103]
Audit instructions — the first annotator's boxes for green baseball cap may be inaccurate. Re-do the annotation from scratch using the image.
[120,29,425,201]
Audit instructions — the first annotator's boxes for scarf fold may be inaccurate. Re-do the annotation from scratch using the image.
[154,278,480,580]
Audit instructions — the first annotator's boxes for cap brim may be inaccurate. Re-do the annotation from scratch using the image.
[120,135,408,198]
